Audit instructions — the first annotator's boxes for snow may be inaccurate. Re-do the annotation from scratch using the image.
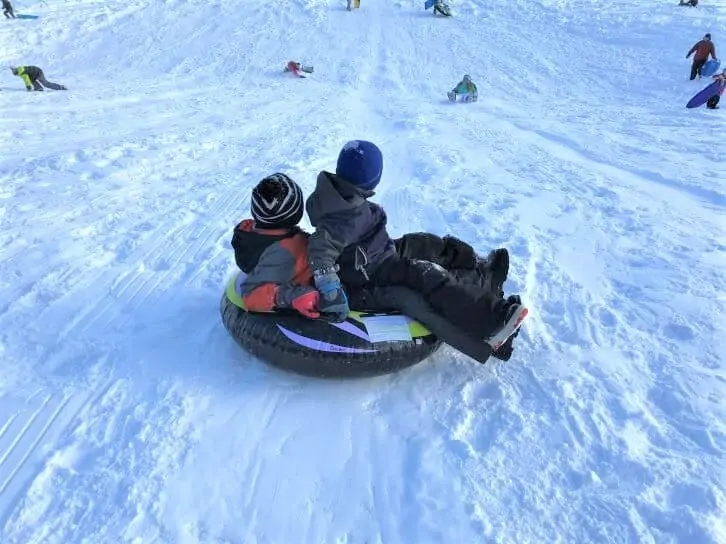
[1,0,724,541]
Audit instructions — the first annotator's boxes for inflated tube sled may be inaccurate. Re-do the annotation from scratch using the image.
[220,273,443,378]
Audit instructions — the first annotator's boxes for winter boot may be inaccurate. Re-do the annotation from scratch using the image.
[477,248,509,299]
[490,295,521,361]
[485,295,528,353]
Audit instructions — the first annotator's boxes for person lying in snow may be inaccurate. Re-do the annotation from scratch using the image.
[231,170,525,363]
[706,69,726,109]
[10,66,67,91]
[678,0,698,7]
[284,61,314,77]
[448,74,478,103]
[304,140,529,363]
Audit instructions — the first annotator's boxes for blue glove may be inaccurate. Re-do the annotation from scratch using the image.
[313,269,349,322]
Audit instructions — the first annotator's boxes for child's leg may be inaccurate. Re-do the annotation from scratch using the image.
[372,256,508,339]
[395,233,476,269]
[395,233,508,297]
[348,285,496,364]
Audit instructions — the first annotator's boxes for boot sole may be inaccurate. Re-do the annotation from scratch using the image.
[486,305,528,351]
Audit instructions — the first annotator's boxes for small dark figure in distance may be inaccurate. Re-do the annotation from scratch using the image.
[284,61,314,77]
[10,66,68,91]
[706,69,726,109]
[686,33,717,80]
[2,0,15,18]
[679,0,698,6]
[448,74,478,103]
[433,0,451,16]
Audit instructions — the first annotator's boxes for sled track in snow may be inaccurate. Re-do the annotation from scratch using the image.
[0,388,91,531]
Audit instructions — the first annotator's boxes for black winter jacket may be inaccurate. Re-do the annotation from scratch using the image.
[305,171,395,284]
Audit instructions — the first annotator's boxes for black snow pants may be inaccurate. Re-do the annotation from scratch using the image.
[348,285,496,364]
[690,58,707,80]
[346,253,503,342]
[393,232,490,290]
[32,70,66,90]
[707,94,720,109]
[3,7,14,18]
[433,4,448,15]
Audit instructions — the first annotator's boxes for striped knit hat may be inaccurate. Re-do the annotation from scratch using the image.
[251,173,304,229]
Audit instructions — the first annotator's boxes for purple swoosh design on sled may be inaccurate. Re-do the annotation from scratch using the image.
[331,320,372,342]
[277,325,378,354]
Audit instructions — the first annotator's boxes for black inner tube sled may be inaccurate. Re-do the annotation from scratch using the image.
[220,274,443,378]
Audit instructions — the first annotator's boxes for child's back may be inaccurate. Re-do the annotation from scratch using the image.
[306,142,396,286]
[305,140,528,363]
[231,174,320,318]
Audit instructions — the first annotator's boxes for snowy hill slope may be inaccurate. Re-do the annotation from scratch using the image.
[1,0,724,542]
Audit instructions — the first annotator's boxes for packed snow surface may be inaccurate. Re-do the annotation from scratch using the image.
[1,0,724,542]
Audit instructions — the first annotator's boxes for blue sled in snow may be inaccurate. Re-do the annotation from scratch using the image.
[700,59,721,78]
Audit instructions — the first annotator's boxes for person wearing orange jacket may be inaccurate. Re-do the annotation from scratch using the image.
[686,33,717,80]
[231,174,320,317]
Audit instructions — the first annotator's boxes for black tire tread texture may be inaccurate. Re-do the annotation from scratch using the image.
[220,294,443,378]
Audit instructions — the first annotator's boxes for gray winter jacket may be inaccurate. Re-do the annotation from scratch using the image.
[306,171,395,284]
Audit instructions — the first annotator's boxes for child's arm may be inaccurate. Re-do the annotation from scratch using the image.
[240,244,319,317]
[307,216,356,322]
[308,227,347,273]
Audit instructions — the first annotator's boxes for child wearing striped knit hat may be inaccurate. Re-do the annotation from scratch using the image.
[231,173,320,318]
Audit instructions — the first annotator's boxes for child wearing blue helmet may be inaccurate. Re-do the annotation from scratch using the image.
[305,140,528,363]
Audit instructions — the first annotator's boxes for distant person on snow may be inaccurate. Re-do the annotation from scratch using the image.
[433,0,451,16]
[283,61,314,77]
[678,0,698,6]
[2,0,15,18]
[686,33,717,80]
[706,69,726,109]
[10,66,67,91]
[448,74,478,103]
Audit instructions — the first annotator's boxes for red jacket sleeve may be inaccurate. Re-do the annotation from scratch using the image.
[243,283,278,312]
[239,240,301,312]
